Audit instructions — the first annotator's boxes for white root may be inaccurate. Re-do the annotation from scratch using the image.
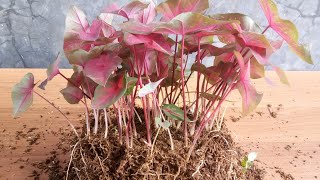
[85,107,90,136]
[103,108,108,139]
[93,109,99,134]
[192,160,205,177]
[66,141,79,180]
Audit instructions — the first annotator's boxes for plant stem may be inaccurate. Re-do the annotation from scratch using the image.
[169,35,178,103]
[93,109,99,134]
[58,72,91,99]
[82,96,90,136]
[179,34,188,146]
[34,91,79,137]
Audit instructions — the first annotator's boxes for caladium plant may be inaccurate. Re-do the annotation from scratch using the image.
[12,0,312,160]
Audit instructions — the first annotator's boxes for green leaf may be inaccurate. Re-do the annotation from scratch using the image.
[124,77,138,96]
[155,117,171,129]
[162,104,191,122]
[11,73,35,117]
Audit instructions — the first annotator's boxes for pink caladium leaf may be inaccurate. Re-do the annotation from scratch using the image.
[135,1,156,24]
[259,0,313,64]
[38,53,61,90]
[66,45,106,66]
[91,71,127,109]
[103,1,148,20]
[60,86,84,104]
[11,73,36,117]
[154,12,236,35]
[63,6,89,52]
[250,56,265,79]
[156,0,209,21]
[272,65,290,85]
[238,32,273,65]
[79,19,103,41]
[123,33,172,55]
[47,54,61,81]
[118,20,155,35]
[212,13,262,33]
[234,51,263,115]
[84,54,122,86]
[138,78,164,97]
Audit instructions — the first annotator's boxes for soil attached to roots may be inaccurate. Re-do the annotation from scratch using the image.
[33,108,265,179]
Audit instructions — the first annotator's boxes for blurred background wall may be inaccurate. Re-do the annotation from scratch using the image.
[0,0,318,70]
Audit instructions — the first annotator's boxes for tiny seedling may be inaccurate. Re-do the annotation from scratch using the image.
[241,152,258,170]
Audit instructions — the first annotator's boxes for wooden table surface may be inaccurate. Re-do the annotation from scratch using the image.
[0,69,319,179]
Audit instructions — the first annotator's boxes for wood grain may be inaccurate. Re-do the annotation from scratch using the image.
[0,69,319,179]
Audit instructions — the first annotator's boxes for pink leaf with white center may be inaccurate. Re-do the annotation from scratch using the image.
[47,53,61,81]
[103,1,148,20]
[234,51,263,115]
[156,0,209,21]
[84,54,122,86]
[136,1,156,24]
[11,73,35,117]
[154,12,236,35]
[79,19,103,41]
[63,6,89,52]
[119,20,155,35]
[259,0,313,64]
[138,78,164,97]
[92,72,127,109]
[123,33,172,55]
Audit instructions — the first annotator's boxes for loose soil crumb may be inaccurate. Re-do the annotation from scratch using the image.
[285,145,292,151]
[276,169,294,180]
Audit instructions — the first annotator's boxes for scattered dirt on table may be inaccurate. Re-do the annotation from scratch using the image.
[275,169,294,180]
[285,145,292,151]
[230,115,241,122]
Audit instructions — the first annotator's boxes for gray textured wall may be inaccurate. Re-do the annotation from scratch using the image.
[0,0,319,70]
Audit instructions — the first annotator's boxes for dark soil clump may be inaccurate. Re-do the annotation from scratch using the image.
[33,108,265,179]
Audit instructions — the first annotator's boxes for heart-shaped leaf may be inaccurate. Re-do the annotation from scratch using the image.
[60,86,84,104]
[104,1,148,20]
[156,0,209,21]
[259,0,313,64]
[138,78,164,97]
[11,73,35,117]
[250,56,265,79]
[136,1,156,24]
[212,13,261,32]
[63,6,89,52]
[154,12,236,35]
[123,33,172,55]
[234,51,263,114]
[47,53,61,81]
[84,54,122,86]
[155,117,171,129]
[91,71,127,109]
[162,104,191,121]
